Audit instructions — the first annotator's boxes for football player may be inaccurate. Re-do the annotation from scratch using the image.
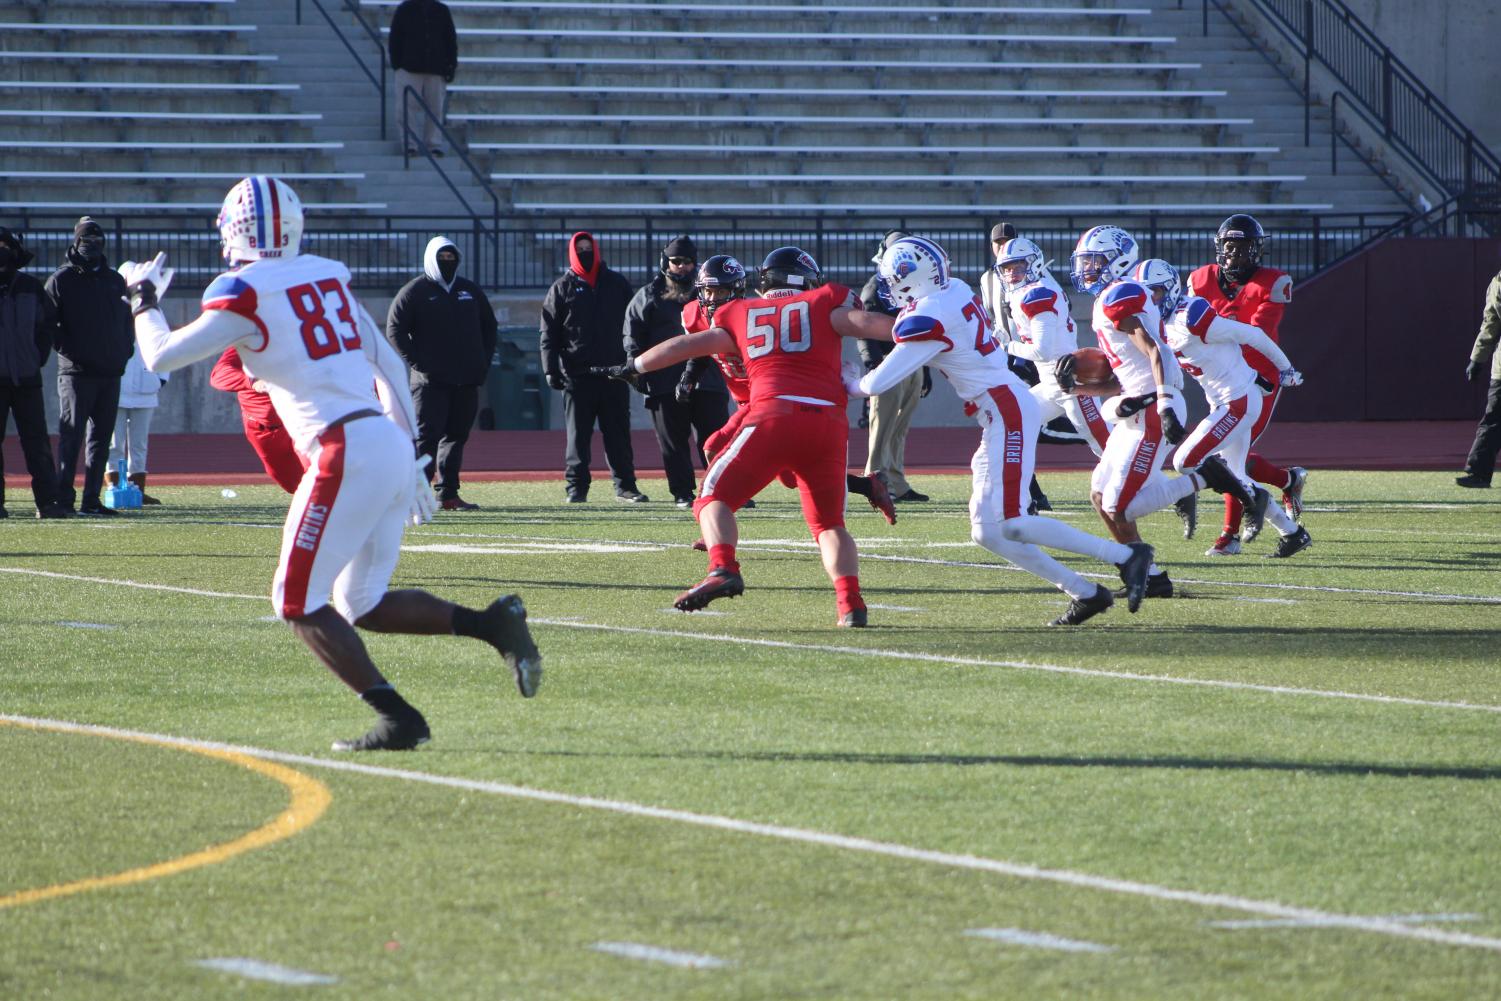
[607,247,893,627]
[1141,260,1313,558]
[846,236,1153,626]
[121,176,542,752]
[1188,214,1308,555]
[1066,226,1259,601]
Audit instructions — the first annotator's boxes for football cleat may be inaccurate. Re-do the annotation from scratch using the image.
[1268,526,1312,559]
[1049,585,1114,626]
[1113,571,1173,600]
[838,607,868,628]
[332,711,430,752]
[1116,542,1155,613]
[1174,493,1198,539]
[1240,487,1270,544]
[1206,533,1241,557]
[480,595,542,697]
[867,471,897,525]
[1282,466,1308,517]
[674,567,745,612]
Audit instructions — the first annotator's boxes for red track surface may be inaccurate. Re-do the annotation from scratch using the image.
[3,422,1476,487]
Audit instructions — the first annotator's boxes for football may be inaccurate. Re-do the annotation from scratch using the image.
[1069,347,1115,387]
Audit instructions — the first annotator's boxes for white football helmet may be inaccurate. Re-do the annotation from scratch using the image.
[1069,225,1139,295]
[994,236,1045,289]
[1133,259,1182,317]
[878,235,950,308]
[217,176,304,263]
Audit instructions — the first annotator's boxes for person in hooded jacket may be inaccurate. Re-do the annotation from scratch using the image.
[386,237,497,509]
[0,227,69,519]
[623,235,730,507]
[539,231,645,503]
[45,216,134,516]
[109,345,169,504]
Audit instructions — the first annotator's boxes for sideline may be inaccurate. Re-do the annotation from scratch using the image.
[0,717,331,910]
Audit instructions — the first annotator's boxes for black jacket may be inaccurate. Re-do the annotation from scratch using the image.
[540,263,634,380]
[45,248,134,377]
[387,277,498,386]
[0,270,57,387]
[388,0,458,79]
[622,274,727,400]
[857,274,901,368]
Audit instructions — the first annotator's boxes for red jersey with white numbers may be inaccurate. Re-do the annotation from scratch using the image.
[681,298,750,403]
[709,283,859,407]
[1187,263,1293,380]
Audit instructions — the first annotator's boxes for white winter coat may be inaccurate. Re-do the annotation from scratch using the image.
[118,349,167,409]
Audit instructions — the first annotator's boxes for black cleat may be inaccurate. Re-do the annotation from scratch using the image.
[1049,585,1114,626]
[867,471,897,525]
[481,595,543,697]
[838,607,868,628]
[332,711,430,752]
[1282,466,1308,517]
[1195,455,1255,507]
[1455,473,1491,489]
[1240,487,1270,544]
[1174,492,1198,539]
[1115,572,1174,601]
[674,567,745,612]
[1268,526,1312,559]
[1116,542,1154,613]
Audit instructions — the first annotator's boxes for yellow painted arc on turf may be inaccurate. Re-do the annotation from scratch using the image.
[0,718,331,911]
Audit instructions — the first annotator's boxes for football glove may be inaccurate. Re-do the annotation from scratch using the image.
[674,371,698,404]
[409,455,438,526]
[1115,392,1157,418]
[1053,353,1078,392]
[589,362,641,389]
[842,360,870,398]
[544,372,567,391]
[1466,360,1484,383]
[1008,354,1040,386]
[118,252,175,316]
[1161,409,1186,445]
[920,366,933,398]
[1279,368,1304,387]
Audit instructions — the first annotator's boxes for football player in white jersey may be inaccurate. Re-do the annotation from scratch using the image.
[845,236,1154,625]
[1065,226,1259,601]
[1140,260,1313,558]
[120,176,542,752]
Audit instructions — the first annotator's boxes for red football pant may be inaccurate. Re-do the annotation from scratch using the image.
[247,420,309,495]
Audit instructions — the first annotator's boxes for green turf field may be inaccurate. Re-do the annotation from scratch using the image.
[1,470,1498,999]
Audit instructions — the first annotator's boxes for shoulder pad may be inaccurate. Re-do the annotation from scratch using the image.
[202,274,258,318]
[1019,285,1059,319]
[1269,273,1293,304]
[893,313,947,344]
[1179,296,1217,339]
[1101,282,1148,323]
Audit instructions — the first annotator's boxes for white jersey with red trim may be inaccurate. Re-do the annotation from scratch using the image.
[202,255,382,453]
[1004,272,1077,365]
[1090,279,1183,397]
[893,277,1023,403]
[1164,296,1293,407]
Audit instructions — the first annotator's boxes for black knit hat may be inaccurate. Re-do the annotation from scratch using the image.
[0,227,35,268]
[663,235,697,261]
[74,216,104,240]
[990,222,1017,242]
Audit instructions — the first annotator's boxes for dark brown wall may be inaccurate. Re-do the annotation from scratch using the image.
[1278,238,1501,420]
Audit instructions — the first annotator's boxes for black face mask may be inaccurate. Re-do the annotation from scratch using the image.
[76,234,105,265]
[0,244,15,275]
[436,256,459,284]
[576,248,594,271]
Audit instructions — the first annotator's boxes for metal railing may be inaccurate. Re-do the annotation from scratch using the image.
[1204,0,1501,208]
[400,85,502,287]
[295,0,388,140]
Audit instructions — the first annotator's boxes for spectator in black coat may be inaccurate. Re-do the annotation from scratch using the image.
[623,235,730,507]
[386,236,497,510]
[388,0,458,156]
[0,228,68,519]
[46,217,133,517]
[539,231,644,503]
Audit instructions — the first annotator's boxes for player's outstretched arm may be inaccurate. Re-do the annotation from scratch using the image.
[134,307,258,375]
[634,327,736,372]
[832,306,896,342]
[1205,313,1294,375]
[850,339,942,398]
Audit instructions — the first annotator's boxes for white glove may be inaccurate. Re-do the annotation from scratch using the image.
[409,455,438,526]
[1279,368,1304,387]
[842,360,870,398]
[118,252,175,314]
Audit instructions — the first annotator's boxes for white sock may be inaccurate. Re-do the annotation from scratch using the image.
[999,514,1132,565]
[1123,473,1198,522]
[973,522,1095,600]
[1264,498,1297,535]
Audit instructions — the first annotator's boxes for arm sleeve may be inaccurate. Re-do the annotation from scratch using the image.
[856,338,944,397]
[1473,274,1501,361]
[359,302,418,439]
[539,282,563,377]
[1206,314,1292,371]
[384,282,417,362]
[134,307,258,375]
[208,347,253,393]
[35,281,59,359]
[622,288,650,360]
[477,287,498,363]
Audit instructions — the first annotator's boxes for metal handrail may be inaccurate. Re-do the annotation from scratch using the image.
[295,0,388,140]
[401,84,502,287]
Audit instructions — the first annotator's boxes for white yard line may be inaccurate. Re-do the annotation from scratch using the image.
[1210,912,1481,930]
[1,565,1497,714]
[591,941,732,968]
[195,958,338,985]
[964,927,1115,952]
[7,714,1500,955]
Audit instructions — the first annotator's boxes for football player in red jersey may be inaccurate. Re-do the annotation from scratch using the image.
[603,247,895,627]
[1187,214,1308,556]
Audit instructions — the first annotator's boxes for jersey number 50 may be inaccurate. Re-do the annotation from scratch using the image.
[287,279,362,360]
[743,301,812,359]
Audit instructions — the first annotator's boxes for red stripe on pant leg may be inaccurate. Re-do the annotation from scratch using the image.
[1079,394,1111,450]
[1181,395,1249,468]
[987,385,1027,519]
[1115,407,1162,515]
[1248,383,1280,444]
[280,424,346,617]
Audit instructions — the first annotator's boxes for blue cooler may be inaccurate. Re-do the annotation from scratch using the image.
[102,460,142,510]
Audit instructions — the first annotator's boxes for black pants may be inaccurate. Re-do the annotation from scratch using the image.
[1464,376,1501,483]
[56,373,120,509]
[0,380,61,511]
[412,380,479,500]
[562,375,636,498]
[648,390,730,501]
